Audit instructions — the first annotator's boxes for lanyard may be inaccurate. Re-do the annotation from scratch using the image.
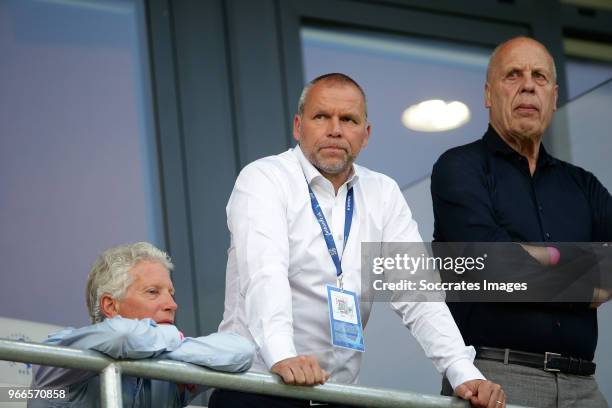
[307,183,354,289]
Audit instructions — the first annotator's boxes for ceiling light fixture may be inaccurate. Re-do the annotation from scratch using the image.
[401,100,470,132]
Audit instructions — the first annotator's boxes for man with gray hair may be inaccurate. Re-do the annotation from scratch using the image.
[29,242,255,407]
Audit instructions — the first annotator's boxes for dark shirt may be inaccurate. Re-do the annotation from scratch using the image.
[431,125,612,360]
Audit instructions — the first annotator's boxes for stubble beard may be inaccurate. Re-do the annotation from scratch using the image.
[316,149,355,175]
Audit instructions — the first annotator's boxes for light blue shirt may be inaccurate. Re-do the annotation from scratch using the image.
[28,316,255,407]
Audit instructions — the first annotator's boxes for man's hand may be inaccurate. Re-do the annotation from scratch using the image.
[520,244,560,266]
[590,287,612,308]
[271,355,330,385]
[455,379,506,408]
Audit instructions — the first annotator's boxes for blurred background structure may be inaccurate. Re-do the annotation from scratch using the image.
[1,0,611,400]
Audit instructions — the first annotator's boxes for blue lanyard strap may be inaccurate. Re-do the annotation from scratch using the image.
[307,183,354,279]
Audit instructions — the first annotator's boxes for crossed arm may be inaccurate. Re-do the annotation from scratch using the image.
[33,317,255,390]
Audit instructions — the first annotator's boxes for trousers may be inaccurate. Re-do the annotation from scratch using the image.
[441,358,608,407]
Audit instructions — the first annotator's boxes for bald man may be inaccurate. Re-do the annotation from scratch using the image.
[431,37,611,407]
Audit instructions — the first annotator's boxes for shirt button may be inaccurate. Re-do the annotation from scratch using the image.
[538,205,543,212]
[545,232,551,239]
[556,321,561,328]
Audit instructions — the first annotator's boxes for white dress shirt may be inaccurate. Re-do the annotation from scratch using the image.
[219,146,483,388]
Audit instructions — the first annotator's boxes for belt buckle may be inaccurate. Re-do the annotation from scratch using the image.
[544,352,561,372]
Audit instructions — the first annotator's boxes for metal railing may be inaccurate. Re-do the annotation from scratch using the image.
[0,338,524,408]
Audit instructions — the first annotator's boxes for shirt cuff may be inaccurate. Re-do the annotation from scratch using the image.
[259,333,297,369]
[445,358,485,390]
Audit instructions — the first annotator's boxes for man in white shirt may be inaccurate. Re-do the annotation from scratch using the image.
[212,73,505,408]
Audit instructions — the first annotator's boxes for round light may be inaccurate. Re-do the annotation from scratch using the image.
[401,100,471,132]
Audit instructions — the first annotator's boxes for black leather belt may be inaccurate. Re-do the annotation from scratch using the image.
[476,347,596,376]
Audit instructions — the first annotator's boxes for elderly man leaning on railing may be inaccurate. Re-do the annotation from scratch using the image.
[27,242,255,407]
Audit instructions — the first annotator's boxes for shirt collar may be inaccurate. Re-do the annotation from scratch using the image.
[293,144,359,189]
[483,124,557,167]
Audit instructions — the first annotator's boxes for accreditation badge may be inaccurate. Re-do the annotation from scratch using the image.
[326,285,365,352]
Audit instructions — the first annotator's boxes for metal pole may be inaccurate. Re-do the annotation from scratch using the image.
[100,363,123,408]
[0,338,111,371]
[119,360,509,408]
[0,339,528,408]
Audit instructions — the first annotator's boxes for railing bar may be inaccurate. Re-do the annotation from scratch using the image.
[100,363,123,408]
[118,360,467,408]
[0,338,111,371]
[0,339,528,408]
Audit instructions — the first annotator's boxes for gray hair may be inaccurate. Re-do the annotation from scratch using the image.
[297,73,368,118]
[86,242,174,323]
[486,36,557,84]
